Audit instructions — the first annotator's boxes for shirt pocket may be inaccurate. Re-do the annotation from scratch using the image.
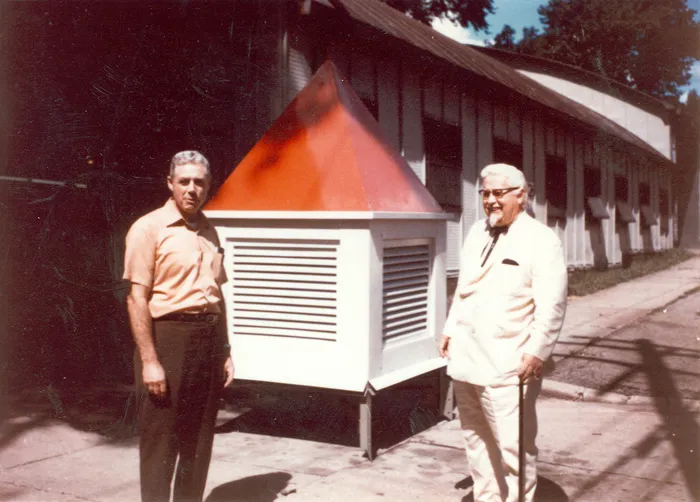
[489,258,530,297]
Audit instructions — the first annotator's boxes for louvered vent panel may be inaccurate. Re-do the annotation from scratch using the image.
[382,244,430,340]
[229,238,339,341]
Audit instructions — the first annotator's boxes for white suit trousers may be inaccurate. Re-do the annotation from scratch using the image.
[454,379,542,502]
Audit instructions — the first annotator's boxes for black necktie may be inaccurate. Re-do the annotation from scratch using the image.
[481,226,507,267]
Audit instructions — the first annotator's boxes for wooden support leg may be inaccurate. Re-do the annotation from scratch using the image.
[359,392,374,460]
[439,367,455,420]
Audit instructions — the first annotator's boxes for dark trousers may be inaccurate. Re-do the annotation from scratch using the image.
[135,319,224,502]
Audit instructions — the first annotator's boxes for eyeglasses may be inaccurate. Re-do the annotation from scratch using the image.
[478,187,520,199]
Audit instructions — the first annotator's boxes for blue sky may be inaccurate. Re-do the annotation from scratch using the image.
[431,0,700,100]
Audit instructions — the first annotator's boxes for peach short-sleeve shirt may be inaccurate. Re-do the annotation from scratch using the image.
[123,199,227,319]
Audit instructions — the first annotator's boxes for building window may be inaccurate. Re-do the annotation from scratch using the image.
[584,166,605,225]
[424,118,462,214]
[639,182,656,227]
[639,183,651,206]
[493,138,523,170]
[615,176,635,229]
[545,155,566,219]
[615,176,628,202]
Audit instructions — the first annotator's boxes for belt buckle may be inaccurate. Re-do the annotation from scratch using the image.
[204,313,218,324]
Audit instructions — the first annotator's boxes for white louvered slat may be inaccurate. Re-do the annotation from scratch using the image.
[233,272,337,283]
[233,281,337,293]
[234,295,336,308]
[232,326,335,340]
[229,238,339,341]
[234,257,336,267]
[382,243,431,340]
[233,264,336,275]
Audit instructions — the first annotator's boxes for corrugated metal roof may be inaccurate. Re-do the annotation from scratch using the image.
[471,46,678,119]
[319,0,674,167]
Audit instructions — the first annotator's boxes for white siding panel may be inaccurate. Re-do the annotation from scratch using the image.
[443,85,460,126]
[534,118,546,223]
[423,77,442,120]
[493,102,508,140]
[647,114,671,159]
[522,116,534,183]
[573,139,585,266]
[446,219,461,276]
[377,59,400,150]
[288,44,313,103]
[462,94,479,234]
[351,52,375,100]
[507,105,521,145]
[401,66,425,182]
[477,98,493,171]
[545,125,556,156]
[565,134,575,265]
[517,69,672,160]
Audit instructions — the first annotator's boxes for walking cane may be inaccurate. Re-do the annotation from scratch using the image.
[518,377,525,502]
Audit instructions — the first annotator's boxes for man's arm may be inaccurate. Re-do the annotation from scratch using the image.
[127,283,166,397]
[218,301,235,387]
[519,232,568,380]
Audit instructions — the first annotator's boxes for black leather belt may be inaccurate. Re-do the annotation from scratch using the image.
[157,312,220,324]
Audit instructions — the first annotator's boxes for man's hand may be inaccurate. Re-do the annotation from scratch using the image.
[518,353,543,382]
[439,335,450,358]
[223,356,235,387]
[143,360,167,398]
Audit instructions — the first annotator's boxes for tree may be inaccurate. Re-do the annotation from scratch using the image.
[382,0,494,31]
[490,0,700,99]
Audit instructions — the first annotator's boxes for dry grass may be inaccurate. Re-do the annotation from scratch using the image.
[446,248,693,301]
[568,248,692,297]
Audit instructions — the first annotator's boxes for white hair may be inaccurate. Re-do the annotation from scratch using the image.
[169,150,211,178]
[480,163,527,191]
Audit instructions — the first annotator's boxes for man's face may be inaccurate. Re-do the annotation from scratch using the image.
[481,175,524,227]
[167,162,210,218]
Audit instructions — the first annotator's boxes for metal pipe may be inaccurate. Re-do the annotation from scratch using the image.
[0,175,87,189]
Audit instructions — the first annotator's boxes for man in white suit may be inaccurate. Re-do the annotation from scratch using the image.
[440,163,567,502]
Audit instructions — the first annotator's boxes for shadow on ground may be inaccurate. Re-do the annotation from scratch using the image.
[216,372,445,453]
[205,472,292,502]
[549,297,700,501]
[457,476,568,502]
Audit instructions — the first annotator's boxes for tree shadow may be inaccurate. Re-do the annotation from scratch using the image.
[1,382,139,448]
[205,472,292,502]
[457,476,568,502]
[637,339,699,500]
[549,313,700,500]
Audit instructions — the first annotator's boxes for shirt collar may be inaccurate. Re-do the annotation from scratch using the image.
[162,198,211,229]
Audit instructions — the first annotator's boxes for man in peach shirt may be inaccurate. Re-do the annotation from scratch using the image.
[440,163,567,502]
[124,151,234,502]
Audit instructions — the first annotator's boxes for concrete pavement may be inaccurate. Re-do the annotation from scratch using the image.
[2,256,700,501]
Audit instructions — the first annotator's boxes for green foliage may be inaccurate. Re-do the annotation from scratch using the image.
[491,0,700,99]
[381,0,494,31]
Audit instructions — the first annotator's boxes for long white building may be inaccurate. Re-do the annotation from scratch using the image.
[272,0,681,274]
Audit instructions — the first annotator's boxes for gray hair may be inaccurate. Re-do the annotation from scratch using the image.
[480,163,527,191]
[481,163,531,211]
[169,150,211,178]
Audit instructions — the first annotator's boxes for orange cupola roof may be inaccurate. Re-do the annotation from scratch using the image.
[205,61,444,214]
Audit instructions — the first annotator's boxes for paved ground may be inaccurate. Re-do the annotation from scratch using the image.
[2,256,700,501]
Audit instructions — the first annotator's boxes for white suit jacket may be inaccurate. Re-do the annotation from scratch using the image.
[443,212,568,387]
